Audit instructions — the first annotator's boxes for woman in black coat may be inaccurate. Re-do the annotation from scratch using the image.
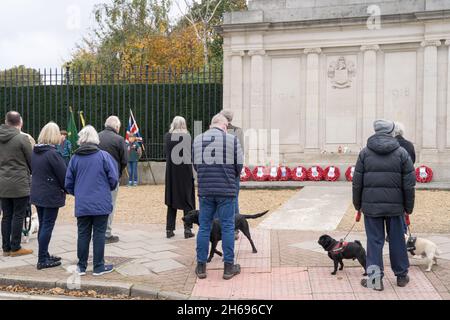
[31,122,67,270]
[164,116,196,239]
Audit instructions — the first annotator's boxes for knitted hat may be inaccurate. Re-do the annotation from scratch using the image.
[373,119,395,135]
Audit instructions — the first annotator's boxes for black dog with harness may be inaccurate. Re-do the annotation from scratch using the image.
[318,235,367,276]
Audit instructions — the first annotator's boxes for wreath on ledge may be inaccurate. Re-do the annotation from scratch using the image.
[415,165,433,183]
[240,166,252,182]
[268,166,282,181]
[252,166,269,181]
[290,166,307,181]
[307,166,324,181]
[279,166,292,181]
[345,166,356,182]
[323,166,341,182]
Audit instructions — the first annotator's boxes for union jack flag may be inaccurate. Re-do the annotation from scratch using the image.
[125,109,143,145]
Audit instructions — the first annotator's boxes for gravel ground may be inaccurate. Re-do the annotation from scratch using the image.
[337,190,450,233]
[58,185,299,228]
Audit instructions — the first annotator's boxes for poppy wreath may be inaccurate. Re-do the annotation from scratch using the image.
[307,166,324,181]
[268,166,282,181]
[324,166,341,182]
[252,166,269,181]
[415,165,433,183]
[345,166,356,182]
[291,166,307,181]
[278,166,292,181]
[240,166,252,182]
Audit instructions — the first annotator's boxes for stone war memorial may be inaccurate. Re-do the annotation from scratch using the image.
[220,0,450,181]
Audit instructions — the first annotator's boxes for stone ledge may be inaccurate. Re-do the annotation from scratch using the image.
[55,279,132,296]
[240,181,450,190]
[0,275,59,289]
[0,274,190,300]
[130,284,190,300]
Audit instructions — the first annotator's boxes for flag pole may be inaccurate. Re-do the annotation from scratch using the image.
[129,108,156,185]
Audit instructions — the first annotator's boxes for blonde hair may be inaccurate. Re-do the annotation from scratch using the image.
[78,125,100,145]
[38,122,61,145]
[169,116,188,133]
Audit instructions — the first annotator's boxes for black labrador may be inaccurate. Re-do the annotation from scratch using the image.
[318,234,367,276]
[182,210,269,262]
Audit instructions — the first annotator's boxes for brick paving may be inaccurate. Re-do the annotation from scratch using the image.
[1,223,450,300]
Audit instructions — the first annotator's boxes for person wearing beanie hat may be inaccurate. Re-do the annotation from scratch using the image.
[373,119,395,135]
[352,119,416,291]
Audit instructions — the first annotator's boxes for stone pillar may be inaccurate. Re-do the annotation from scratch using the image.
[304,48,322,150]
[249,50,266,129]
[446,40,450,148]
[248,50,266,164]
[421,40,441,149]
[229,51,245,127]
[361,45,379,144]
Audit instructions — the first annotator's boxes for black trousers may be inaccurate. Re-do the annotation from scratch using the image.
[166,206,192,231]
[1,197,29,252]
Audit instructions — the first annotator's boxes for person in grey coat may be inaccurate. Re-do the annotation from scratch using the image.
[353,119,416,291]
[98,116,127,244]
[0,111,33,257]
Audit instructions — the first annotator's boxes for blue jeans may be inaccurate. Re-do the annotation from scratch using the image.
[235,177,240,215]
[365,215,409,278]
[36,206,58,264]
[77,215,109,273]
[197,196,235,264]
[128,161,138,185]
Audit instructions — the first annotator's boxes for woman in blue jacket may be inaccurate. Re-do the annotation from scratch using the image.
[31,122,67,270]
[65,125,119,276]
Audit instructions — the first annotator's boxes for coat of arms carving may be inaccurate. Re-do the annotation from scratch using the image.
[328,56,356,89]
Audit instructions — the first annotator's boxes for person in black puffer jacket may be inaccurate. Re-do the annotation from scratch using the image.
[353,119,416,291]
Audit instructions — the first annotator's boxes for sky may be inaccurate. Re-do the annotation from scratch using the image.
[0,0,186,70]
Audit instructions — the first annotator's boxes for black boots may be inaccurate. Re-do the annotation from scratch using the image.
[184,225,195,239]
[196,263,207,279]
[223,263,241,280]
[196,262,241,280]
[166,230,175,238]
[397,275,410,287]
[167,227,195,239]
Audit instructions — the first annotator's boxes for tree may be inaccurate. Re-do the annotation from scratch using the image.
[0,66,42,86]
[66,0,247,73]
[67,0,173,74]
[175,0,247,66]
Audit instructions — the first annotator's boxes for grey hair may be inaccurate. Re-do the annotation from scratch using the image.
[210,114,228,128]
[394,122,405,137]
[77,125,100,145]
[104,115,121,132]
[169,116,188,133]
[220,110,234,122]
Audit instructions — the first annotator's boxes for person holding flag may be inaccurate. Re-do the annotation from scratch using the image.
[126,134,142,186]
[98,116,127,244]
[125,110,148,186]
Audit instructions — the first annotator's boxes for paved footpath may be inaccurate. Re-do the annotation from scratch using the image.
[258,186,351,231]
[1,222,450,300]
